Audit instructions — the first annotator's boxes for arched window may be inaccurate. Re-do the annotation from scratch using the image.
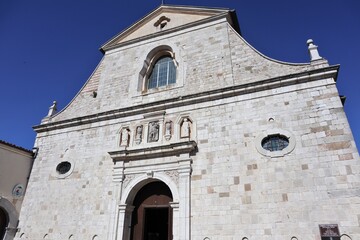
[148,56,176,89]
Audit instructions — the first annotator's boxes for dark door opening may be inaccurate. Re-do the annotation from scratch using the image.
[0,208,8,240]
[130,181,173,240]
[143,207,169,240]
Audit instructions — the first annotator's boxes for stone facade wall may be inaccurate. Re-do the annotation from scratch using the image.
[188,81,360,240]
[17,8,360,240]
[51,19,316,122]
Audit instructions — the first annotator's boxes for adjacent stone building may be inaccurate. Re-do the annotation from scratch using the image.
[15,5,360,240]
[0,141,33,240]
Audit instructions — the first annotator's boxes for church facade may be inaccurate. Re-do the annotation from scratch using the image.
[16,5,360,240]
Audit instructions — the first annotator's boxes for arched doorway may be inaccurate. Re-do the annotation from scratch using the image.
[130,181,173,240]
[0,207,8,240]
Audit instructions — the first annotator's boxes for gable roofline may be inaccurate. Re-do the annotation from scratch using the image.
[0,140,33,155]
[100,4,241,53]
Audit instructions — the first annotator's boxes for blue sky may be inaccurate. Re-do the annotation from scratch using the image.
[0,0,359,150]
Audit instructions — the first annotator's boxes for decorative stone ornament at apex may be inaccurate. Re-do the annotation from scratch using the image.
[47,101,57,117]
[307,39,322,61]
[154,16,171,30]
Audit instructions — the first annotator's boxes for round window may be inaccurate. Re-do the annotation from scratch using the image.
[255,129,295,158]
[261,134,289,152]
[56,161,71,175]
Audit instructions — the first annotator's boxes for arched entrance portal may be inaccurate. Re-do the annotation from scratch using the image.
[130,181,173,240]
[0,207,8,240]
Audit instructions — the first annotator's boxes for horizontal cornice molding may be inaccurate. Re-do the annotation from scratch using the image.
[33,65,339,133]
[108,140,197,162]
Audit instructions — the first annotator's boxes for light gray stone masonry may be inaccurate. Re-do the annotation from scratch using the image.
[16,6,360,240]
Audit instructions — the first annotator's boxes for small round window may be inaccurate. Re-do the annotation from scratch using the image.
[261,134,289,152]
[56,161,71,175]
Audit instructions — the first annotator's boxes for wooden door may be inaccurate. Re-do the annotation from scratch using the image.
[130,182,173,240]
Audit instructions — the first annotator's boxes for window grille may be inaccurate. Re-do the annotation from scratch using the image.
[56,161,71,174]
[148,56,176,89]
[261,134,289,152]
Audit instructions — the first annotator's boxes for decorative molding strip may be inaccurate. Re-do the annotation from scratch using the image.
[108,140,197,162]
[33,65,339,133]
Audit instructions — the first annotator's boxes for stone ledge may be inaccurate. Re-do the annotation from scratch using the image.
[108,140,197,162]
[33,65,339,133]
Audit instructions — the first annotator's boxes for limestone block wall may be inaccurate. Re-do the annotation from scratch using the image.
[228,26,317,86]
[51,18,315,123]
[17,9,360,240]
[17,76,360,240]
[188,80,360,240]
[17,124,119,239]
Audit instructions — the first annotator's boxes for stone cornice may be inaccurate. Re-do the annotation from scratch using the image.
[108,141,197,162]
[33,65,339,133]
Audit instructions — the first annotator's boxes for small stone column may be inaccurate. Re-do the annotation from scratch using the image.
[170,202,180,240]
[307,39,322,61]
[41,101,58,124]
[47,101,57,117]
[117,204,134,240]
[178,157,192,240]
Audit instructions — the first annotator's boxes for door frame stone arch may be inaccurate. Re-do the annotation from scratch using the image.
[113,157,192,240]
[0,197,19,240]
[126,180,173,240]
[121,172,180,204]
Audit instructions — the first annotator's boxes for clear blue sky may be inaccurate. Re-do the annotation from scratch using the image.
[0,0,359,150]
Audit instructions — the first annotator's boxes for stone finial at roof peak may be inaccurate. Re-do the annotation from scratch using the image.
[307,39,323,61]
[47,101,57,117]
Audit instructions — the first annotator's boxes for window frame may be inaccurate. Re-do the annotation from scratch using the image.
[53,159,75,179]
[261,134,289,152]
[138,45,182,95]
[147,56,176,89]
[255,129,296,158]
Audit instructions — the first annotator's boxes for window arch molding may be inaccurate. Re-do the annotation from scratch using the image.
[139,45,182,93]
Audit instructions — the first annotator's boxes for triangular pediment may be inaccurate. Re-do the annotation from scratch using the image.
[101,5,237,52]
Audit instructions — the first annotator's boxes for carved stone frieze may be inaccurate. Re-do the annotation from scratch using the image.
[165,170,179,186]
[122,174,136,189]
